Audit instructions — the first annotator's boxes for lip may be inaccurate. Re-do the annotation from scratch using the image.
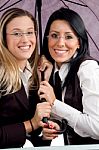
[18,45,31,50]
[54,49,68,54]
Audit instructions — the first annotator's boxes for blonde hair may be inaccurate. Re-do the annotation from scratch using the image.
[0,8,39,96]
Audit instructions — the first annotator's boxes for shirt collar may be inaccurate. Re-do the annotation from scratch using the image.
[54,62,70,83]
[19,61,32,80]
[54,51,78,82]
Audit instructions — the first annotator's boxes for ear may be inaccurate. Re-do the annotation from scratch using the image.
[77,38,80,49]
[77,45,80,49]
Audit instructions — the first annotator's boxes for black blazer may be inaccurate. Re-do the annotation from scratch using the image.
[0,84,49,148]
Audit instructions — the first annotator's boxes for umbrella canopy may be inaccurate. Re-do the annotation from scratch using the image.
[0,0,99,59]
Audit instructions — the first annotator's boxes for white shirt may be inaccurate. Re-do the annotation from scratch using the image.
[52,60,99,140]
[19,62,32,97]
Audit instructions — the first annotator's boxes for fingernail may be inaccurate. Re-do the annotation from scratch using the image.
[49,124,54,129]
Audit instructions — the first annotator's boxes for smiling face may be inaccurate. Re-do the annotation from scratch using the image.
[6,16,36,69]
[48,20,80,67]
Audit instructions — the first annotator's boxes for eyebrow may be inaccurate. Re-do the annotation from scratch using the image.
[11,27,35,31]
[49,31,74,34]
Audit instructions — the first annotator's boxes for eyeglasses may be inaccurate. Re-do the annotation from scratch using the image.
[47,32,78,42]
[6,31,37,38]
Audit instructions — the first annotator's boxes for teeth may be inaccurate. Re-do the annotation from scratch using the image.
[19,46,30,50]
[55,50,67,54]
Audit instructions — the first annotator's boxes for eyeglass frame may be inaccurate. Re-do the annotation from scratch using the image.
[6,31,37,38]
[47,32,79,42]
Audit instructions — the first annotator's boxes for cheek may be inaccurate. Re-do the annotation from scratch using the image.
[6,37,18,55]
[48,41,56,56]
[6,37,13,50]
[31,37,36,49]
[48,40,55,48]
[49,48,55,60]
[33,38,36,46]
[68,42,79,52]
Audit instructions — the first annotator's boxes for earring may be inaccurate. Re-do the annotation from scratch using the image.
[77,45,80,49]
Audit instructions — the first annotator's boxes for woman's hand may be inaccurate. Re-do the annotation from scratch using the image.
[42,120,60,140]
[24,102,51,133]
[38,81,56,106]
[38,55,53,82]
[31,102,52,130]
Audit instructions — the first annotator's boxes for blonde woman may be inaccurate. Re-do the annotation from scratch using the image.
[0,8,52,148]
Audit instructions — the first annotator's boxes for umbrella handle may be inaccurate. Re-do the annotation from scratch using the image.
[41,71,44,81]
[41,71,49,124]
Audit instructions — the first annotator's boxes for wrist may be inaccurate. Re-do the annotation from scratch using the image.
[24,120,33,133]
[31,117,39,130]
[29,119,34,132]
[51,98,56,107]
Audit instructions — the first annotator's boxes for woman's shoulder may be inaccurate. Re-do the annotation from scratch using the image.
[78,59,99,79]
[80,59,99,69]
[77,55,98,69]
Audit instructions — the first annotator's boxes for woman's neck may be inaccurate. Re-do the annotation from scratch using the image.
[17,60,27,71]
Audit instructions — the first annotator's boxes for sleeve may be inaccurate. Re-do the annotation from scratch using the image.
[30,127,51,146]
[0,122,26,148]
[52,60,99,139]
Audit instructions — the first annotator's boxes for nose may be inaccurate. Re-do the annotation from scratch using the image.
[20,34,29,42]
[57,37,65,47]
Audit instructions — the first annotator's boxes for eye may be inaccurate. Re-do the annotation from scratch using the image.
[13,32,21,36]
[65,35,73,40]
[27,31,34,35]
[50,33,59,39]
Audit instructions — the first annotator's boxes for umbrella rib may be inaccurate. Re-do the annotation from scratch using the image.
[0,0,23,12]
[60,0,69,8]
[87,31,99,52]
[62,0,87,7]
[0,0,10,9]
[61,0,99,21]
[79,0,99,21]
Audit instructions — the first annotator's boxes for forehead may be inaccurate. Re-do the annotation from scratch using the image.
[50,20,74,32]
[6,16,34,30]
